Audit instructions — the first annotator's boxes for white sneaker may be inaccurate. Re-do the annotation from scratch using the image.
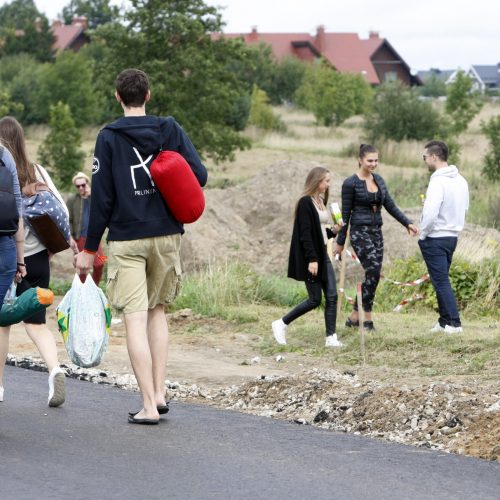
[272,319,287,345]
[430,322,445,333]
[0,386,4,402]
[325,334,343,347]
[48,367,66,407]
[444,325,463,334]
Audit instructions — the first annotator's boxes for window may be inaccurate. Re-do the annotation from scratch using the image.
[384,71,397,82]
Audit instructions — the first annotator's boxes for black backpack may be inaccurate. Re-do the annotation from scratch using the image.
[0,145,19,236]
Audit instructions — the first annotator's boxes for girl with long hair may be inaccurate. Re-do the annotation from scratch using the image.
[272,167,343,348]
[0,116,67,407]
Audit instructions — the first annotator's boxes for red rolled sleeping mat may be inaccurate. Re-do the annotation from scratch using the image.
[150,151,205,224]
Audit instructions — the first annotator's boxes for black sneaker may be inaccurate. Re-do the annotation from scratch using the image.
[345,318,359,328]
[363,321,375,331]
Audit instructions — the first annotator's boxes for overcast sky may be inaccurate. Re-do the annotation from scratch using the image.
[6,0,499,72]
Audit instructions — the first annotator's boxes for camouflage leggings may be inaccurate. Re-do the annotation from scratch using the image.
[350,226,383,312]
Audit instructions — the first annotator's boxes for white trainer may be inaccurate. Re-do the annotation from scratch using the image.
[429,322,445,333]
[0,385,4,402]
[272,319,287,345]
[444,325,463,334]
[48,367,66,407]
[325,334,343,347]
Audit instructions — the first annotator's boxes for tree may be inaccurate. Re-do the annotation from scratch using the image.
[266,56,307,105]
[296,60,372,126]
[445,71,483,135]
[38,102,85,189]
[418,74,447,98]
[481,116,500,182]
[0,89,23,116]
[0,0,54,62]
[247,85,284,131]
[61,0,120,29]
[36,50,101,126]
[89,0,251,161]
[0,54,46,124]
[364,81,441,142]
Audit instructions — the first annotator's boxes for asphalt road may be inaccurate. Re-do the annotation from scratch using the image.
[1,365,499,500]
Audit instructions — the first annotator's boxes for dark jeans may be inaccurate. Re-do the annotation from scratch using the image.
[283,254,338,336]
[419,237,461,327]
[0,235,17,309]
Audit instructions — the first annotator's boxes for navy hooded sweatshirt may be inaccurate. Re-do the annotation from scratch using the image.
[84,115,207,252]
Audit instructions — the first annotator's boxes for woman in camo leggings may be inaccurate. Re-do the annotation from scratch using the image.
[334,144,419,330]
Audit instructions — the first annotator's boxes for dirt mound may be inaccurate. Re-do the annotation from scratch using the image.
[51,159,499,280]
[201,370,500,461]
[181,160,499,277]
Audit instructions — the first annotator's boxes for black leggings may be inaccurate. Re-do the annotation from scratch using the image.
[283,254,338,336]
[350,226,383,313]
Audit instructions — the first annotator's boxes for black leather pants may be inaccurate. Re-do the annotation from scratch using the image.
[283,254,338,336]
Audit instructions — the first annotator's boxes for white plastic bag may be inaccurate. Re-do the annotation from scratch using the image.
[56,274,111,368]
[3,281,17,305]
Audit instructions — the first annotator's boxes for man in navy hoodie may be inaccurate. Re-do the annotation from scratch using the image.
[76,69,207,424]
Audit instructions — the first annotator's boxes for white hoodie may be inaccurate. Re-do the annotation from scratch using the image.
[420,165,469,240]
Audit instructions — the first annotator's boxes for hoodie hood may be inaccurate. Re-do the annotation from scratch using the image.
[104,115,168,156]
[431,165,458,179]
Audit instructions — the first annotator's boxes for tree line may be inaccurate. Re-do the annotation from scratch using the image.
[0,0,497,187]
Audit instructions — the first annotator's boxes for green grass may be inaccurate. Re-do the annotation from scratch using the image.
[171,261,500,381]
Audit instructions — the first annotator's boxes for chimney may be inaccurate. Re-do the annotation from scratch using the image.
[249,26,258,42]
[369,30,380,39]
[72,16,88,30]
[52,20,62,28]
[316,25,325,53]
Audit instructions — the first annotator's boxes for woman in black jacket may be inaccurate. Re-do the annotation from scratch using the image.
[334,144,419,330]
[272,167,343,348]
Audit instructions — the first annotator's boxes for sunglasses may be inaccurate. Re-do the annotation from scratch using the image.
[75,183,87,188]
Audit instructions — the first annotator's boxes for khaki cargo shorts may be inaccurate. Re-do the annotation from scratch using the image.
[106,234,182,314]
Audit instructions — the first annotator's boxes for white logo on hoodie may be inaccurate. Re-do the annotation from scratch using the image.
[130,147,155,191]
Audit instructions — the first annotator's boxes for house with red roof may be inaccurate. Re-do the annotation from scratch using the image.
[51,17,90,53]
[221,26,421,86]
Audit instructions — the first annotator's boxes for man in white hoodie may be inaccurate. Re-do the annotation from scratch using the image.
[419,140,469,334]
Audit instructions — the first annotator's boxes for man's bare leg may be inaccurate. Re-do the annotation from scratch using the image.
[124,310,159,420]
[147,304,169,407]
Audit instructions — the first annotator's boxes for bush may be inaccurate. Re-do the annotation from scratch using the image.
[247,85,286,131]
[481,115,500,182]
[364,81,441,142]
[296,60,372,126]
[37,102,85,189]
[376,255,499,316]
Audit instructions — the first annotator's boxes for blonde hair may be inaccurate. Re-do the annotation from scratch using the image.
[295,166,330,214]
[72,171,90,185]
[302,166,330,202]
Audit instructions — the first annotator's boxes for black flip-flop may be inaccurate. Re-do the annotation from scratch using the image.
[128,414,159,425]
[157,402,170,415]
[128,403,169,417]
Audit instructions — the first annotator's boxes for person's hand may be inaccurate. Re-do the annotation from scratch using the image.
[333,244,344,259]
[75,251,95,275]
[407,224,419,236]
[308,261,318,276]
[70,237,79,254]
[332,223,343,233]
[15,263,27,282]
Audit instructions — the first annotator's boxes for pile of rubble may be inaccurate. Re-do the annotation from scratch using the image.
[7,356,499,461]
